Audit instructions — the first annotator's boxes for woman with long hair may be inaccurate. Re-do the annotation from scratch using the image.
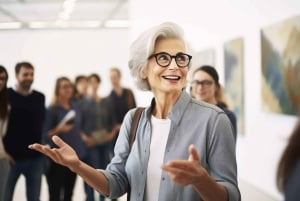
[43,76,86,201]
[0,65,11,201]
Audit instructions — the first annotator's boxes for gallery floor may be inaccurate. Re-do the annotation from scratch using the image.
[12,176,280,201]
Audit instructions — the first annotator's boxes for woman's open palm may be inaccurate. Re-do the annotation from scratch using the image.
[29,135,80,170]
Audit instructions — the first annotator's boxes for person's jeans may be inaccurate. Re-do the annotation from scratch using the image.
[46,161,77,201]
[4,156,43,201]
[0,158,10,201]
[84,145,117,201]
[84,147,99,201]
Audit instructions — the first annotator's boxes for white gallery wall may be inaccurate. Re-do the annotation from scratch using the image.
[129,0,300,200]
[0,29,131,105]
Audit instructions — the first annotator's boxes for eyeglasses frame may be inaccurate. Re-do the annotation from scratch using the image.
[148,52,192,68]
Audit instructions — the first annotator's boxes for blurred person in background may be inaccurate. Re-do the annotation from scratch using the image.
[72,75,90,143]
[4,62,45,201]
[81,73,119,201]
[73,75,88,103]
[190,65,237,141]
[0,65,11,201]
[108,68,136,157]
[43,76,86,201]
[277,120,300,201]
[109,67,136,125]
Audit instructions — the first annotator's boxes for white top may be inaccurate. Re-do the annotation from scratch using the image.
[144,115,171,201]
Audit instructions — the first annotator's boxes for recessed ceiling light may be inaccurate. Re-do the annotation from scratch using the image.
[0,22,22,29]
[104,20,129,28]
[28,20,102,29]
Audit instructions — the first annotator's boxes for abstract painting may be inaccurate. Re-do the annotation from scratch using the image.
[224,37,244,134]
[261,15,300,116]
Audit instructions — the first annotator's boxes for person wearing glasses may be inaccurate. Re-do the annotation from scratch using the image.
[29,22,240,201]
[190,65,237,142]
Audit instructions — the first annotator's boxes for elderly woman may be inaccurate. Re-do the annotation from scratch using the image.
[29,22,240,201]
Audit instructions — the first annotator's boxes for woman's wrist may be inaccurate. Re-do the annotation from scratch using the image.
[69,159,84,173]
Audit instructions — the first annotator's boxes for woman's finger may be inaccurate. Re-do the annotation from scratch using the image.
[28,143,46,153]
[188,144,200,162]
[52,135,67,148]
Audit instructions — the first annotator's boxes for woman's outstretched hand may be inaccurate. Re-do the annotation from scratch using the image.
[28,135,80,171]
[161,144,208,186]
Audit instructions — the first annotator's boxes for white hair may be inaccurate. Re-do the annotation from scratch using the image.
[128,22,190,91]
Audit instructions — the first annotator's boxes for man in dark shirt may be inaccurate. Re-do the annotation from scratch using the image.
[3,62,45,201]
[109,68,136,125]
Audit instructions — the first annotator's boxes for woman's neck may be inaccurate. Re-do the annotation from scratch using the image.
[58,97,70,109]
[152,90,181,119]
[208,98,218,105]
[88,89,100,102]
[113,85,123,96]
[92,93,100,102]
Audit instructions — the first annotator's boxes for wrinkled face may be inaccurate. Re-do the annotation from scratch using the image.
[110,70,121,87]
[16,67,34,90]
[0,72,7,92]
[58,79,74,99]
[191,70,216,103]
[144,38,188,94]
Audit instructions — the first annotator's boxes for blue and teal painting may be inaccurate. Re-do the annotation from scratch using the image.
[261,15,300,116]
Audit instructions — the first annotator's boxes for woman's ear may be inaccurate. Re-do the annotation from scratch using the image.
[141,69,147,79]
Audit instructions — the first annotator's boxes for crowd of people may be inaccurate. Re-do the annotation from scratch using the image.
[0,21,298,201]
[0,63,135,201]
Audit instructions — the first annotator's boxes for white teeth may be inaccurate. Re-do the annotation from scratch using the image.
[163,75,180,80]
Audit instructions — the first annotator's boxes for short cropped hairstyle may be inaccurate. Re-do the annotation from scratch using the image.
[75,75,87,84]
[88,73,101,83]
[15,62,34,75]
[128,22,190,91]
[110,67,122,78]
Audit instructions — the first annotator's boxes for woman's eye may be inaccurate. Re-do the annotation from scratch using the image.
[157,54,169,61]
[176,55,186,61]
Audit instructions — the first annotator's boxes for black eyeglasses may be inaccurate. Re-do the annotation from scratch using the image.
[148,52,192,68]
[191,80,214,87]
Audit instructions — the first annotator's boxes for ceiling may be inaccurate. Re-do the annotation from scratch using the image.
[0,0,129,30]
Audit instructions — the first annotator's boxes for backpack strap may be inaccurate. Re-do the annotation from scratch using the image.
[127,107,144,201]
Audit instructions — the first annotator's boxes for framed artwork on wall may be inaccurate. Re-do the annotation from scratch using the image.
[224,37,244,134]
[261,15,300,116]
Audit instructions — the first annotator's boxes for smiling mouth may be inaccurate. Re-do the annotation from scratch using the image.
[162,75,181,81]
